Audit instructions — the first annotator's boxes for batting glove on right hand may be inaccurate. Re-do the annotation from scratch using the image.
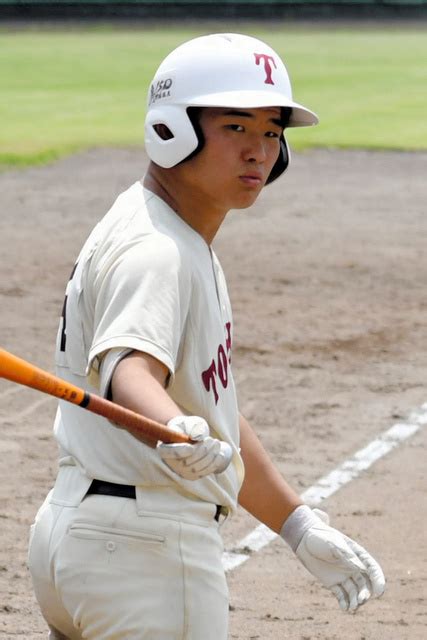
[280,505,385,612]
[157,415,233,481]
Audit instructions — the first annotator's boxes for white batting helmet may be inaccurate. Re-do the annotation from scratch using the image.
[144,33,318,183]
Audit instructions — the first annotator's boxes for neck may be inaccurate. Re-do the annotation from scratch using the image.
[143,163,228,245]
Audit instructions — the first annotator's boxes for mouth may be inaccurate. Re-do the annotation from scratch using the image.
[239,173,264,187]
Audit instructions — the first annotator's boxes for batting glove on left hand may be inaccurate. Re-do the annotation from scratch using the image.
[157,415,233,481]
[280,505,385,612]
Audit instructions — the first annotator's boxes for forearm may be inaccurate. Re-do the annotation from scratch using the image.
[110,351,181,425]
[238,413,303,533]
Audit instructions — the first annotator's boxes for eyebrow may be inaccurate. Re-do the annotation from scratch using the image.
[221,109,284,128]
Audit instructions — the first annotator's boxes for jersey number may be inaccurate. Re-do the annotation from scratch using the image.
[59,262,78,352]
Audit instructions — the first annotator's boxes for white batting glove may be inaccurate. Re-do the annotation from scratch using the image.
[280,505,385,612]
[157,415,233,481]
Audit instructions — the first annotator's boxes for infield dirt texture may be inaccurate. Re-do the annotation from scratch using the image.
[0,145,426,638]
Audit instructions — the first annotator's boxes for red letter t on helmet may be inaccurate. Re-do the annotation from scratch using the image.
[254,53,277,85]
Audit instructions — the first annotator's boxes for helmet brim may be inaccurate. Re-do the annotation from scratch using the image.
[185,90,318,127]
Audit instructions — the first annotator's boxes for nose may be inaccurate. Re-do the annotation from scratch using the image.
[241,135,267,163]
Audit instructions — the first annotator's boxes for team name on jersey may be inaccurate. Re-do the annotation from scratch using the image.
[201,322,232,405]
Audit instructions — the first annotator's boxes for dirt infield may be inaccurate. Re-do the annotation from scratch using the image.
[0,148,426,638]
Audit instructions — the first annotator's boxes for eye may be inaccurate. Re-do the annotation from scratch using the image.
[265,130,281,138]
[226,124,245,132]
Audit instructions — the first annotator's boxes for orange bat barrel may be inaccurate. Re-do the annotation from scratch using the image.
[0,348,190,446]
[0,348,87,404]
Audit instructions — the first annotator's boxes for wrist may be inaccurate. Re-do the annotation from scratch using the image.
[279,504,319,552]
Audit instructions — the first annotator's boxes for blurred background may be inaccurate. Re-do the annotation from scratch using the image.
[0,0,426,21]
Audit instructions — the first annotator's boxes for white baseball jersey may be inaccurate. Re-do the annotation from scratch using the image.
[54,183,244,513]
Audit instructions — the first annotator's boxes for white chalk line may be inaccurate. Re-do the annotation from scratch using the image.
[222,402,427,572]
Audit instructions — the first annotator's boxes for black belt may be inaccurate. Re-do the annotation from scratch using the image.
[87,480,222,522]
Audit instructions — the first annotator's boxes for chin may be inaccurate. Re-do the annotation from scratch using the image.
[232,192,262,210]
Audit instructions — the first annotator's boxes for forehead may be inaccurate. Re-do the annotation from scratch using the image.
[200,106,282,120]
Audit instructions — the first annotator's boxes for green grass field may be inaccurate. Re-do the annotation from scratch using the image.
[1,25,426,166]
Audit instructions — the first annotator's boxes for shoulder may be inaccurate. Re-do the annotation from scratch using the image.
[122,232,187,275]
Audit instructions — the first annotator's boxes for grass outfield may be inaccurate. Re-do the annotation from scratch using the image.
[1,25,426,166]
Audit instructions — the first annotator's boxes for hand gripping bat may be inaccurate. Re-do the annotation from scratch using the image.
[0,348,190,447]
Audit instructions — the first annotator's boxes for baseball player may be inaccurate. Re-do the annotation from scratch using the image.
[28,33,385,639]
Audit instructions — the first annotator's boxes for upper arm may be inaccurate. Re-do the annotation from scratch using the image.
[113,351,170,389]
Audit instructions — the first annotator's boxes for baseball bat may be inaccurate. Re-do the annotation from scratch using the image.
[0,348,190,447]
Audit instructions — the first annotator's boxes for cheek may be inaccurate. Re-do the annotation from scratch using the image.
[201,127,237,161]
[197,146,236,183]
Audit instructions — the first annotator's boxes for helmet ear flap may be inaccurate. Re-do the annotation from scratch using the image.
[266,136,290,184]
[144,105,199,168]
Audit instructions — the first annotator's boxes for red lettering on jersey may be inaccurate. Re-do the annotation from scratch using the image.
[217,345,228,388]
[254,53,277,85]
[201,323,233,405]
[202,360,219,404]
[225,321,232,363]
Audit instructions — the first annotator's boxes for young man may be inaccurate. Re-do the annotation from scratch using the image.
[28,34,385,639]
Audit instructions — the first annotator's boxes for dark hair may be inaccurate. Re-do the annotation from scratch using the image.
[183,107,205,163]
[280,107,292,128]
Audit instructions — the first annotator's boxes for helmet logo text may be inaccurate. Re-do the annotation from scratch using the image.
[149,78,173,105]
[254,53,277,85]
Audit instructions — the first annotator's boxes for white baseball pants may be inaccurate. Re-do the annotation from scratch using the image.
[28,467,229,639]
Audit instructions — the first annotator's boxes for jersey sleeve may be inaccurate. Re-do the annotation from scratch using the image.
[88,236,192,377]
